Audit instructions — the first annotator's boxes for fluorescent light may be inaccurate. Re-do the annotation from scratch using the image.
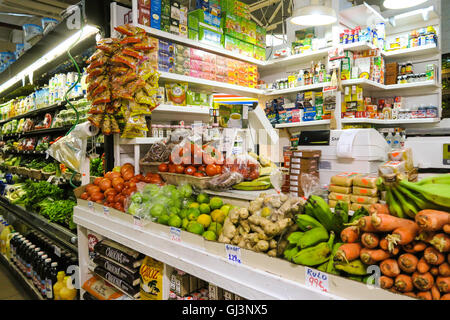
[290,5,337,26]
[0,25,99,95]
[383,0,428,10]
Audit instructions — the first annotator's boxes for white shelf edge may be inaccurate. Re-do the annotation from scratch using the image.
[382,44,439,57]
[275,120,331,128]
[264,82,331,96]
[262,47,331,68]
[136,23,266,67]
[341,79,438,91]
[341,118,440,124]
[153,104,210,115]
[159,72,264,97]
[119,137,163,145]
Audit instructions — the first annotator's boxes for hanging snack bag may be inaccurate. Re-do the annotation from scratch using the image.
[140,256,164,300]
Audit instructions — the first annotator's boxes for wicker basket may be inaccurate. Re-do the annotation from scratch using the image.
[159,172,213,189]
[30,169,43,180]
[9,166,18,174]
[42,171,56,180]
[139,160,163,174]
[17,167,27,176]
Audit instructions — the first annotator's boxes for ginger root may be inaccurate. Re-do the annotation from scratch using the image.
[267,249,277,257]
[255,240,269,252]
[239,208,249,220]
[229,208,240,224]
[249,198,263,214]
[239,219,251,234]
[269,239,277,249]
[218,234,231,244]
[223,217,237,239]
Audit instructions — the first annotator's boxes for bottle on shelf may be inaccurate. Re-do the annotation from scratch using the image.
[59,276,77,300]
[392,129,401,150]
[40,258,52,297]
[0,222,13,254]
[45,263,59,300]
[386,130,393,149]
[25,244,36,278]
[52,270,65,300]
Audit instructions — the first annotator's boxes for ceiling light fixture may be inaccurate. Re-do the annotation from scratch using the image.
[290,0,337,26]
[383,0,428,10]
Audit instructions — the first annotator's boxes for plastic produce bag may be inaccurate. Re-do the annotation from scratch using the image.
[206,170,244,191]
[300,173,326,199]
[224,153,260,180]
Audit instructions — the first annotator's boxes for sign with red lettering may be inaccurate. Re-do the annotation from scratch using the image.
[305,267,329,292]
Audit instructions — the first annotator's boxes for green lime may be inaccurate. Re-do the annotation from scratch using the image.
[220,204,231,216]
[150,203,166,217]
[179,208,189,219]
[182,218,189,230]
[168,215,182,228]
[187,221,204,235]
[169,207,181,216]
[209,197,223,210]
[189,202,200,209]
[197,193,210,204]
[199,203,211,214]
[187,207,200,221]
[202,230,217,241]
[208,222,223,235]
[157,214,170,225]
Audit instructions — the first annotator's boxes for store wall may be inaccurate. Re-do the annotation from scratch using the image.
[441,0,449,54]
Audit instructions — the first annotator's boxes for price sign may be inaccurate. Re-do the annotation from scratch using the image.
[225,244,242,264]
[88,201,94,211]
[133,216,144,230]
[54,245,61,257]
[170,227,181,242]
[103,206,110,217]
[305,267,329,292]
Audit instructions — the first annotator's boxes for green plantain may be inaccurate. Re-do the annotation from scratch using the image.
[391,186,418,218]
[416,174,450,186]
[399,180,450,208]
[386,185,404,218]
[395,184,438,210]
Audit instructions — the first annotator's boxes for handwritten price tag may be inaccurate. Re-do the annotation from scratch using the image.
[225,244,242,264]
[305,267,329,292]
[103,206,110,217]
[170,227,181,242]
[133,216,144,230]
[88,201,94,211]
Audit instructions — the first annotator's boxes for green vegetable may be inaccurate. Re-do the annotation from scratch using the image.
[296,214,324,231]
[298,227,329,249]
[89,157,104,177]
[334,259,368,276]
[287,231,304,245]
[292,241,331,266]
[326,242,343,275]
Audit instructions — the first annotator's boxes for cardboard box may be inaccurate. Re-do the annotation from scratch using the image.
[151,0,162,29]
[208,283,223,300]
[292,149,322,159]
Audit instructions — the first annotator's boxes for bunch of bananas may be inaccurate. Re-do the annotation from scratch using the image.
[381,174,450,219]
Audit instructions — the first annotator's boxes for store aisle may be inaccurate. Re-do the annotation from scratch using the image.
[0,261,32,300]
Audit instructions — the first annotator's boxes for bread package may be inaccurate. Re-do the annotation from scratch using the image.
[329,184,352,194]
[353,173,379,188]
[352,186,378,197]
[388,148,413,171]
[378,161,406,176]
[350,195,379,204]
[328,192,351,202]
[330,172,359,187]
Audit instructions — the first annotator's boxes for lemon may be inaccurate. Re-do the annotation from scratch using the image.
[197,214,212,228]
[199,203,211,214]
[220,204,231,216]
[202,230,217,241]
[189,202,200,209]
[211,209,225,224]
[209,197,223,210]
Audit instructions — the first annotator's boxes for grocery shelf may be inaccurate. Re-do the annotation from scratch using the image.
[118,137,164,145]
[159,72,265,97]
[153,104,210,115]
[264,82,331,96]
[3,150,47,156]
[341,118,440,125]
[341,42,378,52]
[0,196,78,253]
[261,48,330,72]
[0,125,72,140]
[341,79,439,95]
[0,253,44,300]
[73,205,410,300]
[136,23,266,67]
[383,44,439,59]
[204,189,277,201]
[0,95,85,125]
[275,120,331,128]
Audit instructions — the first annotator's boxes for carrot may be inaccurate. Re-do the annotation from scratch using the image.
[444,224,450,234]
[436,276,450,293]
[416,291,432,300]
[403,292,416,298]
[441,293,450,300]
[398,253,419,273]
[340,226,360,243]
[380,276,394,289]
[430,267,439,277]
[361,233,379,249]
[369,203,390,215]
[424,246,445,265]
[415,210,450,231]
[415,231,435,243]
[429,233,450,253]
[394,274,414,292]
[439,262,450,277]
[386,224,420,252]
[333,243,362,263]
[353,216,378,232]
[402,241,427,253]
[371,213,417,232]
[360,248,391,265]
[379,236,399,255]
[417,257,431,274]
[431,285,441,300]
[412,272,434,291]
[448,253,450,264]
[380,259,401,277]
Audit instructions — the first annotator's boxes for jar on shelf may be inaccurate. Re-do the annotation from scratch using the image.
[405,62,413,74]
[151,124,158,137]
[157,125,165,138]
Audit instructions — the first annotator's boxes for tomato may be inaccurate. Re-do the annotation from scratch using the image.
[197,165,206,173]
[123,188,134,196]
[87,185,101,195]
[130,176,140,184]
[193,172,206,178]
[205,164,217,177]
[129,181,136,189]
[85,184,97,194]
[113,202,123,211]
[115,194,125,205]
[114,183,124,193]
[112,177,125,188]
[135,174,145,181]
[120,163,134,175]
[106,195,115,203]
[96,200,103,204]
[158,163,168,172]
[109,172,121,180]
[93,177,102,186]
[99,178,112,191]
[104,171,113,180]
[104,188,117,197]
[215,165,223,175]
[80,192,89,200]
[91,192,104,202]
[175,164,185,174]
[184,166,196,175]
[122,170,134,181]
[168,164,177,173]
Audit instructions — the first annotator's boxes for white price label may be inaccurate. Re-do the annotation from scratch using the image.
[305,267,329,292]
[103,206,110,217]
[133,216,144,230]
[54,245,61,257]
[170,227,181,242]
[88,201,94,211]
[225,244,242,264]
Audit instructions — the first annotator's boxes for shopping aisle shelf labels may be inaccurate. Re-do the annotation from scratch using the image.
[88,201,94,211]
[170,227,181,242]
[54,245,61,257]
[305,267,329,293]
[103,206,110,217]
[225,244,242,264]
[133,216,143,230]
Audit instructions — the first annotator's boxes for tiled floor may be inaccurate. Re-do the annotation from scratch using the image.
[0,260,33,300]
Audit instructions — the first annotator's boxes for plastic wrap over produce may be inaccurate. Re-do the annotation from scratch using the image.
[46,122,99,172]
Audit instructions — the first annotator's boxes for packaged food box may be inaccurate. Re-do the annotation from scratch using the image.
[82,276,126,300]
[94,239,144,270]
[199,26,222,46]
[189,9,222,29]
[388,148,413,171]
[378,161,406,176]
[330,172,359,187]
[328,199,351,208]
[150,0,162,29]
[292,149,322,159]
[93,255,140,286]
[140,256,164,300]
[208,283,223,300]
[188,28,199,40]
[352,186,378,197]
[328,192,351,202]
[290,157,319,167]
[350,195,379,204]
[94,266,140,299]
[223,290,235,300]
[329,184,352,194]
[138,6,150,26]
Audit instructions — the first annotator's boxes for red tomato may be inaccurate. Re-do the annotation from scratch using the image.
[205,164,217,177]
[197,165,206,173]
[184,166,196,175]
[106,195,115,203]
[104,171,113,180]
[193,172,206,177]
[175,164,185,174]
[91,192,104,202]
[111,177,125,188]
[129,181,136,189]
[93,177,102,186]
[99,178,112,191]
[215,165,223,175]
[158,163,168,172]
[168,164,177,173]
[122,170,134,181]
[130,176,140,184]
[104,188,117,197]
[135,174,145,181]
[109,172,121,180]
[114,183,124,193]
[80,192,89,200]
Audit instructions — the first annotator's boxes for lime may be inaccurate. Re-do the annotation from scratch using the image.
[211,209,225,224]
[197,214,212,228]
[208,222,223,235]
[157,214,170,225]
[187,221,204,235]
[202,230,217,241]
[168,215,182,228]
[189,202,200,209]
[182,218,189,230]
[197,193,210,204]
[199,203,211,214]
[169,207,181,216]
[179,208,189,219]
[209,197,223,210]
[187,207,201,221]
[150,203,165,217]
[220,204,231,216]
